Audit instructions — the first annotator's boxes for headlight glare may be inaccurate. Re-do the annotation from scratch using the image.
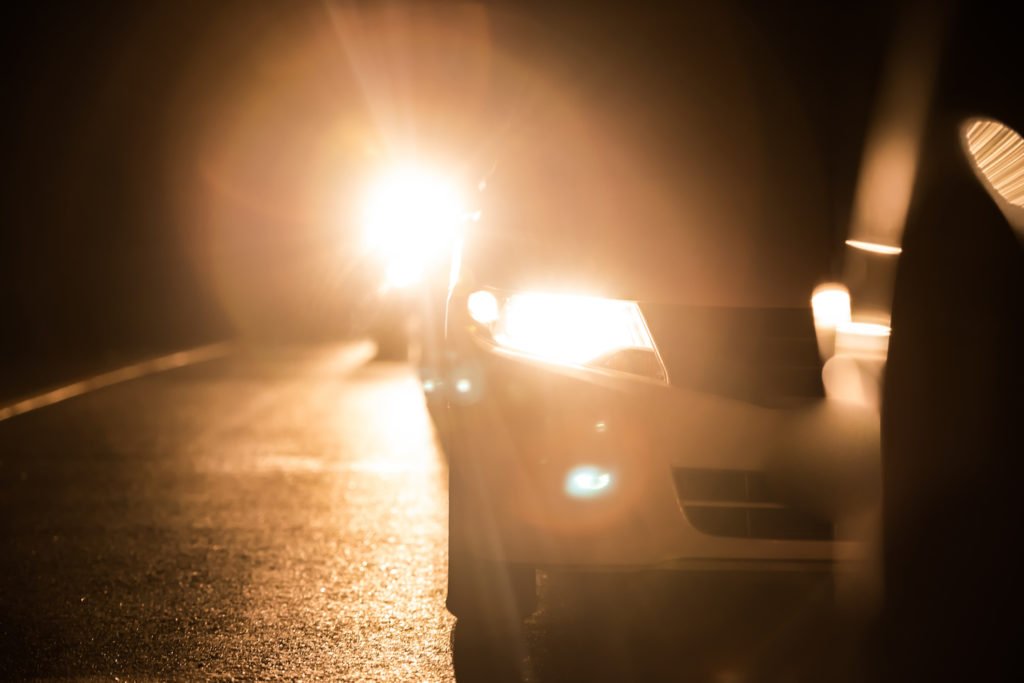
[361,165,465,288]
[467,290,665,380]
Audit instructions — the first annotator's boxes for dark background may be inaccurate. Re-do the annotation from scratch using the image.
[1,2,241,395]
[0,3,229,344]
[0,0,900,399]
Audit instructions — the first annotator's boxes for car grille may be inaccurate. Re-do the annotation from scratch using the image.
[640,305,823,405]
[672,467,834,541]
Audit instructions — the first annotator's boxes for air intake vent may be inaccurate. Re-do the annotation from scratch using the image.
[672,467,833,541]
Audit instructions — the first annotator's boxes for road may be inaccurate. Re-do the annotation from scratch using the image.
[0,344,866,682]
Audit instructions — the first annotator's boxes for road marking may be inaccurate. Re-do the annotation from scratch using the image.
[0,342,233,422]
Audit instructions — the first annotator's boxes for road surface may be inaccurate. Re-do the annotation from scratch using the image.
[0,344,864,681]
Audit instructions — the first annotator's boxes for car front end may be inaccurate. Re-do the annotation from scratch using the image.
[442,281,881,581]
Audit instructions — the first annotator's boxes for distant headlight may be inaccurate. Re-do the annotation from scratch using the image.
[362,165,465,288]
[467,289,667,381]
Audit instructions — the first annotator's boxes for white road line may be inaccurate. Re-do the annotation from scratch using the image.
[0,341,234,422]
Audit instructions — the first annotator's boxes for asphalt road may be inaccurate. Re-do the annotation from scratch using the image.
[0,344,869,682]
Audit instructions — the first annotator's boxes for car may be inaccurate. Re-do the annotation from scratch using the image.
[439,236,883,627]
[420,5,895,628]
[350,0,1022,672]
[354,165,468,362]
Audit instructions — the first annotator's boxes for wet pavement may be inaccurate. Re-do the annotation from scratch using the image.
[0,344,869,682]
[0,345,453,681]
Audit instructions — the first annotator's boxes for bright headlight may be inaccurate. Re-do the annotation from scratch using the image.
[362,165,465,287]
[467,290,666,380]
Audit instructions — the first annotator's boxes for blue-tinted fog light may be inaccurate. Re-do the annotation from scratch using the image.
[566,466,613,498]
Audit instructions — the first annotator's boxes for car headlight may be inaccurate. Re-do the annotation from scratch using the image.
[466,289,667,381]
[361,165,465,288]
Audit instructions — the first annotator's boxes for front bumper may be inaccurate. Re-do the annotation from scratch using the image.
[442,304,881,572]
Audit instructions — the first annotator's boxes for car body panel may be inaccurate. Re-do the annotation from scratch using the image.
[430,2,889,587]
[443,289,879,570]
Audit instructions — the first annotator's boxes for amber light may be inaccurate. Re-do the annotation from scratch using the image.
[469,290,659,371]
[362,165,465,288]
[466,290,499,325]
[835,321,891,358]
[844,239,903,255]
[811,284,853,330]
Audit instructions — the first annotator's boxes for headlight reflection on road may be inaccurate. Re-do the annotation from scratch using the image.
[342,363,446,476]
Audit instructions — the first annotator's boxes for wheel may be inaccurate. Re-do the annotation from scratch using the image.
[450,606,531,682]
[442,406,534,681]
[447,459,537,624]
[446,552,537,624]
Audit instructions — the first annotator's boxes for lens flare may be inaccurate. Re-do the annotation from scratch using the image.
[566,466,613,498]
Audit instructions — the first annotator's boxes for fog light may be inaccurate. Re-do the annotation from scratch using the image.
[566,466,613,498]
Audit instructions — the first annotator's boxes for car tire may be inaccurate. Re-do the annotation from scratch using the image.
[447,466,537,623]
[450,609,530,682]
[446,405,537,625]
[446,552,536,624]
